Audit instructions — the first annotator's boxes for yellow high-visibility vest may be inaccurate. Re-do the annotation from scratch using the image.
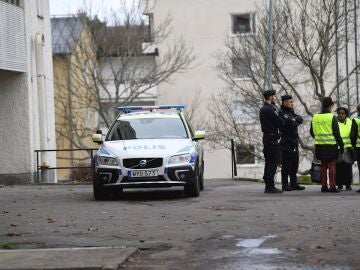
[353,117,360,147]
[338,118,352,148]
[312,113,336,145]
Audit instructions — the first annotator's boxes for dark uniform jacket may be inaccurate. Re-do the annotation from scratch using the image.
[279,106,303,147]
[259,102,284,145]
[350,117,360,147]
[310,109,344,161]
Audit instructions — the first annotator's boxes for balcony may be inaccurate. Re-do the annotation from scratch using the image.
[0,0,26,72]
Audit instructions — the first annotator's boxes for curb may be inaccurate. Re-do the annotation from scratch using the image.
[0,247,137,270]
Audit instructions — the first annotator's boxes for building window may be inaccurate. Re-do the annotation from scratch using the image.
[236,144,255,165]
[232,100,255,124]
[232,57,251,79]
[1,0,20,7]
[231,13,256,35]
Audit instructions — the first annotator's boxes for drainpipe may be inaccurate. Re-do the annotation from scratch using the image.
[35,32,53,183]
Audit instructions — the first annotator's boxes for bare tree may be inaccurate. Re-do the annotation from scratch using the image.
[53,0,195,153]
[208,0,359,167]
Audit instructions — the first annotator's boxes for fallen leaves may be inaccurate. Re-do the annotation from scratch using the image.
[88,226,98,233]
[47,217,56,223]
[6,228,20,237]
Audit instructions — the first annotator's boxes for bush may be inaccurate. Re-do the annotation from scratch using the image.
[0,242,16,249]
[69,162,92,182]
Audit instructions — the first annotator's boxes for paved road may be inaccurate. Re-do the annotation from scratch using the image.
[0,179,359,270]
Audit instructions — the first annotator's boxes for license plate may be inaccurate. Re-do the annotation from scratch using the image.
[129,170,158,178]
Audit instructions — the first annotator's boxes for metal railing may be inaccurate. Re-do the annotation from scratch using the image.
[231,139,238,178]
[35,148,98,182]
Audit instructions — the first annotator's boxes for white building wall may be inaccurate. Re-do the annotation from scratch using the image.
[0,0,56,184]
[146,0,263,178]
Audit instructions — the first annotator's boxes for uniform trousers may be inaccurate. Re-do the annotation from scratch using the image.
[263,144,280,188]
[335,162,352,187]
[281,145,299,186]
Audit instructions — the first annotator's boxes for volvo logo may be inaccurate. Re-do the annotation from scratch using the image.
[139,160,147,168]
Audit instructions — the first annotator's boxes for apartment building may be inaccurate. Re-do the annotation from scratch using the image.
[0,0,56,184]
[142,0,261,178]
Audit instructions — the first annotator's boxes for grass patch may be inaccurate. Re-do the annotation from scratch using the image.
[297,175,313,185]
[0,242,16,249]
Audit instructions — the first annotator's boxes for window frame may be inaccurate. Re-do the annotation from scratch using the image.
[231,57,252,80]
[230,13,256,36]
[235,144,257,166]
[232,100,256,124]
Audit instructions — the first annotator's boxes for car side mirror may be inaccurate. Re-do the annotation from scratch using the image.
[92,134,103,144]
[193,130,205,141]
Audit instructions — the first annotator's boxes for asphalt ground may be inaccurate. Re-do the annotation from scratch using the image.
[0,179,359,270]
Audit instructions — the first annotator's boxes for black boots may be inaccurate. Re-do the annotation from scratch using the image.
[290,183,305,190]
[321,186,330,193]
[282,182,305,191]
[329,186,340,193]
[265,187,283,194]
[322,186,340,193]
[282,185,292,191]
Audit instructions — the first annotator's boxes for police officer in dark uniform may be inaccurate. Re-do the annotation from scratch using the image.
[259,89,284,193]
[278,95,305,191]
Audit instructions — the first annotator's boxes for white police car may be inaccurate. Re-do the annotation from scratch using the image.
[91,105,205,200]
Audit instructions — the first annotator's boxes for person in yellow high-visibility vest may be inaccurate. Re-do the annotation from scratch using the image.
[351,104,360,193]
[310,97,344,192]
[335,107,356,191]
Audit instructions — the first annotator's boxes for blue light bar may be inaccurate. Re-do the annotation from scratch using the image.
[116,105,185,111]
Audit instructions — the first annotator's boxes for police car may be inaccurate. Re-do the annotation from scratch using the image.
[91,105,205,200]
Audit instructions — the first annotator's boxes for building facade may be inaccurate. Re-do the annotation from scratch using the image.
[0,0,56,184]
[144,0,360,181]
[143,0,262,178]
[51,15,158,180]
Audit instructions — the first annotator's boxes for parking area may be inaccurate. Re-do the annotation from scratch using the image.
[0,179,359,269]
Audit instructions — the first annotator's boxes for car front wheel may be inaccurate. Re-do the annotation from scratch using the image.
[92,160,108,201]
[184,166,200,197]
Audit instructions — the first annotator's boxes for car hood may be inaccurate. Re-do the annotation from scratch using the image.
[100,139,194,158]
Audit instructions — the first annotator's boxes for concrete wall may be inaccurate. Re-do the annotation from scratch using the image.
[0,0,56,184]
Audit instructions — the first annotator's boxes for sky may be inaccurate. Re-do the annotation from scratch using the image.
[49,0,129,17]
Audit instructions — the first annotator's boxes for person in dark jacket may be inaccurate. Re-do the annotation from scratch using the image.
[259,89,285,194]
[279,95,305,191]
[335,107,356,191]
[310,97,343,192]
[352,104,360,193]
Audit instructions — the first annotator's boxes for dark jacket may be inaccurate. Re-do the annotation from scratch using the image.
[279,106,303,147]
[259,102,285,145]
[351,117,360,148]
[310,110,343,161]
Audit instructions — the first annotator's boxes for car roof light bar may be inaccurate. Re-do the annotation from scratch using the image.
[116,105,185,112]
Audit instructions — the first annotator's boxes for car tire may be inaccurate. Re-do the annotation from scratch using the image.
[92,159,108,201]
[114,187,123,198]
[199,161,204,191]
[184,165,200,197]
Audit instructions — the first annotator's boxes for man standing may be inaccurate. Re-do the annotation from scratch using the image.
[259,89,284,193]
[279,95,305,191]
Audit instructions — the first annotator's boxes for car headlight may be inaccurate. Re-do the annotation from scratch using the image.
[169,153,191,164]
[97,156,118,166]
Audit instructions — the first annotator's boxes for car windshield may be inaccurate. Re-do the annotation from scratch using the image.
[107,117,189,140]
